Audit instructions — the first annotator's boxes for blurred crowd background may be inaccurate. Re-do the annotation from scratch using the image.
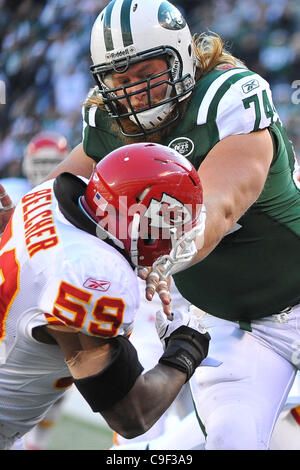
[0,0,300,178]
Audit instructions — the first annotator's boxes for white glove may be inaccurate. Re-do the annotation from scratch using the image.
[155,308,207,350]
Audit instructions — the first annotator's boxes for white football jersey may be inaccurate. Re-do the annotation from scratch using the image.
[0,179,139,448]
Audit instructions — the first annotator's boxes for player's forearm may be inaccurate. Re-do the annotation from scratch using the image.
[188,130,273,267]
[99,320,209,438]
[49,310,208,439]
[101,364,186,439]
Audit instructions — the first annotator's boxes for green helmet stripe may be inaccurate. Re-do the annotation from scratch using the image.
[121,0,134,47]
[103,0,117,52]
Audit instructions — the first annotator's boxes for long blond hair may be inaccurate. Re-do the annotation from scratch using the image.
[193,32,245,79]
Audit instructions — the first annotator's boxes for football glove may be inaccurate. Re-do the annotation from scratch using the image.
[155,308,208,350]
[156,309,211,381]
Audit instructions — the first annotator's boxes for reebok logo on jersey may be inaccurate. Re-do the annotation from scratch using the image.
[83,278,111,291]
[242,79,259,94]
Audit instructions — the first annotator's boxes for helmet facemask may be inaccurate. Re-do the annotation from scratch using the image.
[90,46,195,137]
[151,212,206,279]
[85,198,205,274]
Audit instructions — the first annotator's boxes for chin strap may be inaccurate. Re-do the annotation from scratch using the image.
[129,96,174,130]
[152,205,206,279]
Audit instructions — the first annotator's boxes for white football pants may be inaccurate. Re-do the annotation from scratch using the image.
[190,305,300,450]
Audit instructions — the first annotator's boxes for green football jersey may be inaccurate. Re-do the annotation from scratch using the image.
[82,67,300,322]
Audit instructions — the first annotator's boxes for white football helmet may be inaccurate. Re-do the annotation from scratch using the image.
[90,0,196,136]
[23,132,69,187]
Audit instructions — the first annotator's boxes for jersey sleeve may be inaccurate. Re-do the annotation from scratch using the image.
[38,247,139,339]
[82,104,108,162]
[197,69,279,143]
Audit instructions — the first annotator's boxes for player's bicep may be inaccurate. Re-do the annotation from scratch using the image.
[46,325,112,378]
[199,129,274,220]
[189,129,274,265]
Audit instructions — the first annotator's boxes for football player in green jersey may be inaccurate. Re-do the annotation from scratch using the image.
[25,0,300,450]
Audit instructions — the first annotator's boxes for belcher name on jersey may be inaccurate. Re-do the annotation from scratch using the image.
[82,67,300,322]
[0,180,138,441]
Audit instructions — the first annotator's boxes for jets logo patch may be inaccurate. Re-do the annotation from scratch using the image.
[168,137,194,157]
[83,278,111,292]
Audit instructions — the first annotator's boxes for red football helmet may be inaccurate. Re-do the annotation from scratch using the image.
[23,132,69,187]
[80,143,205,274]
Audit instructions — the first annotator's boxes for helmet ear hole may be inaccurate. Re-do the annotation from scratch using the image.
[143,238,157,246]
[189,175,197,186]
[136,186,151,203]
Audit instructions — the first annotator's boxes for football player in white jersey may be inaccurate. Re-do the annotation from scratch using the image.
[22,131,69,188]
[0,131,69,206]
[1,0,299,451]
[1,134,196,450]
[0,142,209,450]
[22,132,70,450]
[1,132,70,450]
